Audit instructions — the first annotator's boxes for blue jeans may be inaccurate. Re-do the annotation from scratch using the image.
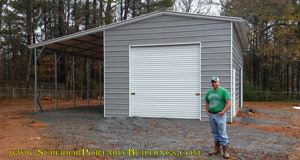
[209,113,229,147]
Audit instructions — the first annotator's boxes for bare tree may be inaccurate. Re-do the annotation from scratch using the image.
[92,0,97,27]
[0,0,7,54]
[85,0,90,29]
[174,0,214,14]
[25,0,33,83]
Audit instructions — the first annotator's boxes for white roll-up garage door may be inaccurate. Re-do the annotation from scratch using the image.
[129,43,201,119]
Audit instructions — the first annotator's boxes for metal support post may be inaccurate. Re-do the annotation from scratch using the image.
[34,48,37,113]
[55,53,58,111]
[55,53,61,111]
[87,59,90,107]
[73,56,76,109]
[37,100,44,112]
[99,61,102,105]
[34,47,46,113]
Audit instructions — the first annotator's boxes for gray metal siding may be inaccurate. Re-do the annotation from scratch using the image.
[104,15,232,119]
[232,24,244,114]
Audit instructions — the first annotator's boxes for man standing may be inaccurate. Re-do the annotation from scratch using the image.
[205,76,231,159]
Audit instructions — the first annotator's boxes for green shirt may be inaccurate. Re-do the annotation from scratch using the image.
[205,87,231,113]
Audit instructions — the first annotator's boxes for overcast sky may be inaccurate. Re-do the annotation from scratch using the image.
[211,0,221,15]
[173,0,222,16]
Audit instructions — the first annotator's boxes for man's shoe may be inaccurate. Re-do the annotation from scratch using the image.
[209,141,221,155]
[223,144,230,159]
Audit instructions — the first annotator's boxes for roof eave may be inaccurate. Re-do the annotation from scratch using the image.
[235,21,248,51]
[164,11,243,23]
[28,11,164,49]
[28,11,246,49]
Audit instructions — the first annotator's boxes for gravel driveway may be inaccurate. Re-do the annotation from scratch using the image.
[31,106,298,160]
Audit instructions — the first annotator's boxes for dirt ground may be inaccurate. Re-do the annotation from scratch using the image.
[235,102,300,159]
[0,98,103,160]
[237,102,300,139]
[0,99,299,160]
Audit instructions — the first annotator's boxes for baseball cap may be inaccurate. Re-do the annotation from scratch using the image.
[211,76,220,82]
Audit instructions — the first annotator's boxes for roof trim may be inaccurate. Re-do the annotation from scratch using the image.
[163,11,243,22]
[233,21,248,51]
[28,11,246,49]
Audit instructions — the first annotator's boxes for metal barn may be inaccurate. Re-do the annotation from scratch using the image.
[29,11,247,122]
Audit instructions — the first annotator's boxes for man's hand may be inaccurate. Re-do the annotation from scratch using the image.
[205,102,210,116]
[218,100,231,116]
[218,111,225,116]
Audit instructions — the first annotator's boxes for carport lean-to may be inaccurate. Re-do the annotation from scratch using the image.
[29,11,247,121]
[28,31,104,113]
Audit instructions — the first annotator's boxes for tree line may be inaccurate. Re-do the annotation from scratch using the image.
[2,0,298,94]
[221,0,300,93]
[0,0,216,90]
[0,0,175,90]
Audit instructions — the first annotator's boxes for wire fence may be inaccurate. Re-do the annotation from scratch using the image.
[1,87,299,102]
[244,91,300,102]
[0,87,102,100]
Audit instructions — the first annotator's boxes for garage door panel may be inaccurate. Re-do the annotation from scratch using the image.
[130,44,201,119]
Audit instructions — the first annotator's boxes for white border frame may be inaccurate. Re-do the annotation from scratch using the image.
[233,69,236,117]
[103,30,106,117]
[129,45,132,117]
[230,22,233,123]
[240,65,243,108]
[199,43,202,121]
[129,42,202,119]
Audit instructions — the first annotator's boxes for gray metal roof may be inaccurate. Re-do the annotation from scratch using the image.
[28,11,248,58]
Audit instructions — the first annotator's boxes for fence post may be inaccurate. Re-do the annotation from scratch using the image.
[266,91,268,102]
